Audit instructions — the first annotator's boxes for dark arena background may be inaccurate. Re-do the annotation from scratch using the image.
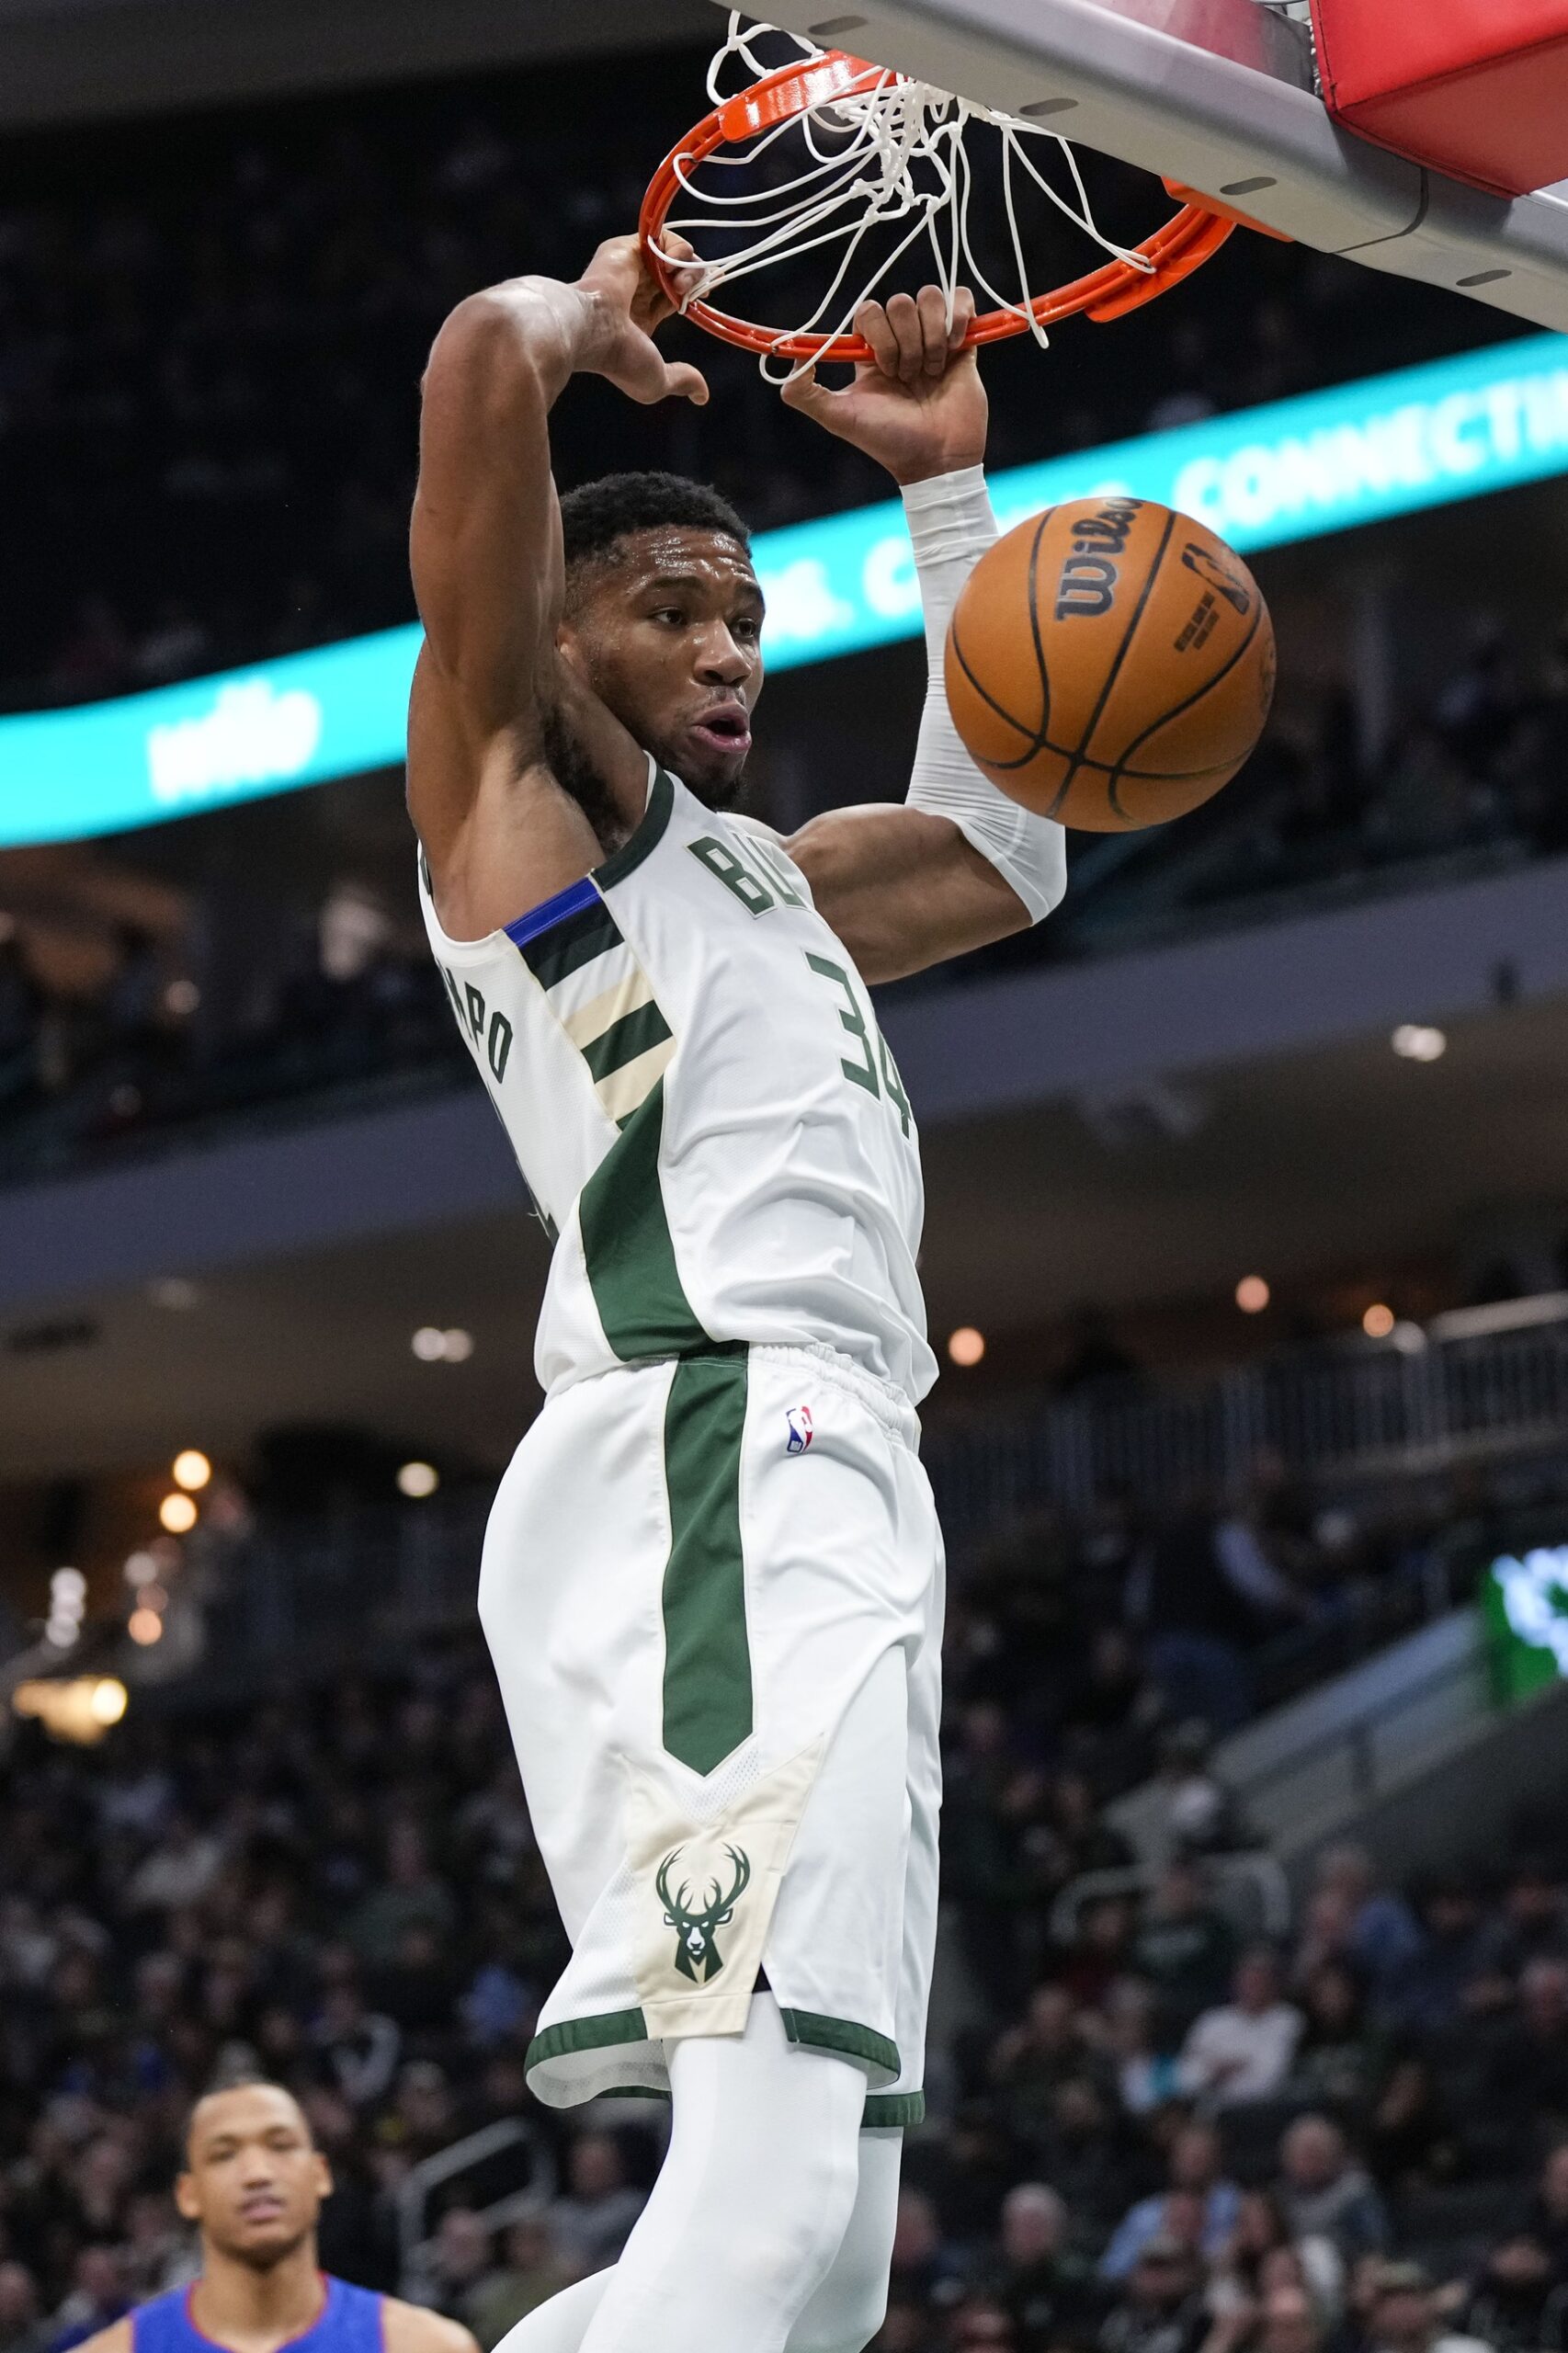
[4,1,1568,2348]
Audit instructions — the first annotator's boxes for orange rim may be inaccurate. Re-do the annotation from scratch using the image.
[640,50,1236,359]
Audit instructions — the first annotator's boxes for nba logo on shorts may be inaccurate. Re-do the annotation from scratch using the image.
[785,1405,813,1454]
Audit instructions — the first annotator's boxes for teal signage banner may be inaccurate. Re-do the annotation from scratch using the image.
[4,331,1566,848]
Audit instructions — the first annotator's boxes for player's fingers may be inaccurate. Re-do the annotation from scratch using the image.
[916,285,950,375]
[666,361,710,406]
[883,290,925,381]
[853,301,901,379]
[948,285,977,347]
[778,364,839,422]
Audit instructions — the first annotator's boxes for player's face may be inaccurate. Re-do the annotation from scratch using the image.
[563,528,765,809]
[176,2086,332,2268]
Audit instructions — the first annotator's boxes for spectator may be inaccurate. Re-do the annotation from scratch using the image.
[1256,2284,1329,2353]
[1148,1725,1253,1866]
[547,2135,645,2276]
[44,2246,126,2353]
[0,2265,45,2353]
[1291,1963,1381,2114]
[464,2218,579,2350]
[988,2184,1100,2353]
[1529,2144,1568,2277]
[415,2209,495,2331]
[1309,1851,1425,2001]
[122,1813,226,1914]
[1460,2234,1568,2353]
[1383,1882,1492,2038]
[1179,1950,1305,2108]
[1276,2120,1390,2265]
[1102,2127,1243,2279]
[1099,2238,1210,2353]
[1362,2263,1493,2353]
[348,1824,459,1968]
[1131,1865,1240,2043]
[1482,1961,1568,2150]
[888,2186,971,2313]
[1102,1981,1184,2117]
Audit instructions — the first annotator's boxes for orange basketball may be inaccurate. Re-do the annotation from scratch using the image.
[944,495,1276,831]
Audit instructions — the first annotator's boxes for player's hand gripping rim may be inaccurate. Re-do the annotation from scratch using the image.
[575,232,710,409]
[780,286,988,486]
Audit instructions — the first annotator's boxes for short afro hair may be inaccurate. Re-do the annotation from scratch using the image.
[560,471,750,581]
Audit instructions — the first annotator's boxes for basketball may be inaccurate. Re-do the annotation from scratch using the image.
[943,496,1276,831]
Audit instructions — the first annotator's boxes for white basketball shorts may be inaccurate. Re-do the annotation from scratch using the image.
[478,1340,944,2126]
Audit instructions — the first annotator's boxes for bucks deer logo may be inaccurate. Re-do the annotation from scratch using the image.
[656,1844,751,1982]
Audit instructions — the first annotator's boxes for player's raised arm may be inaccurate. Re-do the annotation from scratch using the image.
[407,235,708,936]
[778,290,1066,984]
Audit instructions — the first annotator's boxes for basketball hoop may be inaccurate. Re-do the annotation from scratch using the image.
[641,16,1238,374]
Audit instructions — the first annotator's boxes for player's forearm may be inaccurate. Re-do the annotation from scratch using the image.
[903,468,1067,927]
[428,272,630,407]
[789,804,1029,984]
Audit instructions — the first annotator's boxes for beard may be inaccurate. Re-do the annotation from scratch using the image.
[541,701,747,829]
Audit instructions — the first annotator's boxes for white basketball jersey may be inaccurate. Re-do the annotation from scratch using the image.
[417,756,935,1405]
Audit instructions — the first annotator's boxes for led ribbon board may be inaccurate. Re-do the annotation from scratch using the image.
[4,332,1568,847]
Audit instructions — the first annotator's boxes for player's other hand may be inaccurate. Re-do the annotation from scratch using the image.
[780,287,986,485]
[575,233,709,408]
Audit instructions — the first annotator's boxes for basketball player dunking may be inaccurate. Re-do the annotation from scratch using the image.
[73,2083,476,2353]
[409,238,1066,2353]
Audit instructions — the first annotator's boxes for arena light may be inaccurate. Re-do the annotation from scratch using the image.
[1235,1275,1271,1314]
[1362,1302,1396,1338]
[172,1449,211,1491]
[947,1325,986,1368]
[14,1677,128,1744]
[158,1492,198,1534]
[1392,1023,1448,1062]
[411,1326,472,1363]
[397,1461,439,1499]
[8,333,1568,847]
[128,1608,164,1646]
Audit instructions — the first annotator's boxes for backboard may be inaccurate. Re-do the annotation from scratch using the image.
[745,0,1568,333]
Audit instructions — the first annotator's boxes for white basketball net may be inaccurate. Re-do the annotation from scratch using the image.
[651,15,1157,378]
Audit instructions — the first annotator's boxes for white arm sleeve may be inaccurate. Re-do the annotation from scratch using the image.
[903,466,1067,924]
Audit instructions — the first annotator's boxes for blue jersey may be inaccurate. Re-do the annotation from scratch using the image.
[132,2279,384,2353]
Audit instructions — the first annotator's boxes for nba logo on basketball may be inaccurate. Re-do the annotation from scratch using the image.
[785,1406,813,1454]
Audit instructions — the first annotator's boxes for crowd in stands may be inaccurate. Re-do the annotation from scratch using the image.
[0,39,1515,711]
[0,1615,1565,2353]
[0,1419,1562,2353]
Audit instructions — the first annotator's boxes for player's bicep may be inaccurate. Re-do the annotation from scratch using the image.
[787,804,1031,984]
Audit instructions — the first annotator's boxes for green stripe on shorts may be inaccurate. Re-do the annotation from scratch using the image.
[662,1351,753,1774]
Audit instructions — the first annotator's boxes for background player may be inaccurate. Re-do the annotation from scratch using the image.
[72,2082,476,2353]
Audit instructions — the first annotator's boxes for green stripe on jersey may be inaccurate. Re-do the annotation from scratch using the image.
[578,1079,707,1359]
[517,894,622,991]
[662,1351,753,1773]
[596,765,675,889]
[582,998,673,1083]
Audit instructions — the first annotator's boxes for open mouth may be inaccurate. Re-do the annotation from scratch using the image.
[689,707,752,756]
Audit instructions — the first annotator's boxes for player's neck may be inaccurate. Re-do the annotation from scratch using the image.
[189,2242,326,2353]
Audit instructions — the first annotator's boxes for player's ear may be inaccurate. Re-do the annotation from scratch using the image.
[313,2150,335,2200]
[174,2171,201,2223]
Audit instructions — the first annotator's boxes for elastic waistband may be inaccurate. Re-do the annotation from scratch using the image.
[747,1341,922,1450]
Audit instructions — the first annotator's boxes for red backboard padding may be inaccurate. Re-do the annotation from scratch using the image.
[1309,0,1568,197]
